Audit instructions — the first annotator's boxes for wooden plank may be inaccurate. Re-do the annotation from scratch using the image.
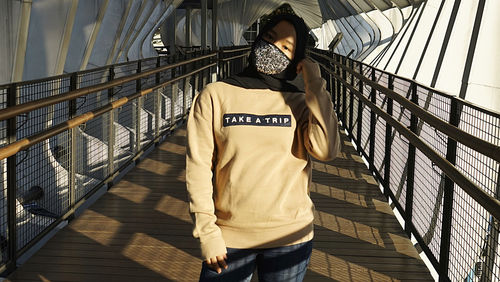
[8,128,434,281]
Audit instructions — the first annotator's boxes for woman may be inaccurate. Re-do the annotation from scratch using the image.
[186,14,341,281]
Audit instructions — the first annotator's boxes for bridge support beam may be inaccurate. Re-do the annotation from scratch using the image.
[211,0,217,50]
[166,11,176,55]
[185,8,191,47]
[201,0,207,50]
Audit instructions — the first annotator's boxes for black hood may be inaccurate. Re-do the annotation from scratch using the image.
[249,14,308,81]
[223,14,309,92]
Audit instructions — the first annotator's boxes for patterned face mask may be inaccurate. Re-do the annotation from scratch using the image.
[253,38,291,75]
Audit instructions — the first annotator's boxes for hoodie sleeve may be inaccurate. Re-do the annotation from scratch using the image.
[300,61,341,161]
[185,85,227,260]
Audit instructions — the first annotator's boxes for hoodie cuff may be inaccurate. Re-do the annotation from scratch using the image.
[200,236,227,261]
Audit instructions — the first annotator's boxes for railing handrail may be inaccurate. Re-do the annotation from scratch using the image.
[308,50,500,219]
[220,52,250,62]
[315,59,500,221]
[309,49,500,163]
[307,49,500,119]
[309,52,500,220]
[0,49,254,160]
[309,48,500,281]
[75,55,165,76]
[0,62,217,161]
[0,46,250,277]
[0,52,217,122]
[0,55,174,88]
[219,46,251,53]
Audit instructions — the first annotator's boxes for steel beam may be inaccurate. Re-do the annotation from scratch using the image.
[11,0,32,82]
[201,0,207,50]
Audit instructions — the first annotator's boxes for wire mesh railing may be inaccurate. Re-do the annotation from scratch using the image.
[5,44,496,281]
[309,48,500,282]
[0,47,248,276]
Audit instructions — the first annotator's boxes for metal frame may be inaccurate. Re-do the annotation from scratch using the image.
[0,47,247,276]
[309,48,500,282]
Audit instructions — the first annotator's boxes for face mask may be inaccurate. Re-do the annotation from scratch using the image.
[252,38,291,75]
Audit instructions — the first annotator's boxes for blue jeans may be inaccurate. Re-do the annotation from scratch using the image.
[199,240,312,282]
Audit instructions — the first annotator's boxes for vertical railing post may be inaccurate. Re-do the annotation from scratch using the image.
[383,75,394,198]
[405,82,418,237]
[135,60,142,155]
[348,59,354,133]
[211,51,217,82]
[481,170,499,282]
[202,54,208,88]
[171,60,177,128]
[439,97,459,282]
[107,66,115,185]
[368,68,376,172]
[6,84,17,273]
[242,49,247,72]
[335,55,341,117]
[156,56,161,83]
[217,49,223,80]
[194,73,199,100]
[341,56,347,127]
[357,62,363,154]
[198,54,204,93]
[68,73,78,209]
[155,57,161,139]
[183,75,190,119]
[328,56,334,103]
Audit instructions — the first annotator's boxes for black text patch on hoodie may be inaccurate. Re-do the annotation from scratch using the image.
[223,113,292,127]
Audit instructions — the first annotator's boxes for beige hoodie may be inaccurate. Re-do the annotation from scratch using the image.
[186,62,341,260]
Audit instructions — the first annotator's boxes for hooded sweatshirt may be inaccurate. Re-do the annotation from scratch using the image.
[186,15,341,261]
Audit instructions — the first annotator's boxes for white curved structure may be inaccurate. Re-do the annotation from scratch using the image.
[2,0,497,113]
[1,0,182,83]
[0,1,499,280]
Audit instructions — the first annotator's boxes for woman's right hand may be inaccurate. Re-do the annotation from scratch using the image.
[206,253,228,273]
[296,58,321,86]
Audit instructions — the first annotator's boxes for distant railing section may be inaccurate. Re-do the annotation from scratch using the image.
[309,48,500,282]
[0,47,248,276]
[218,46,251,79]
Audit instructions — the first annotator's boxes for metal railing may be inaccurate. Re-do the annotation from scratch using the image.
[309,48,500,282]
[4,44,497,281]
[0,47,249,276]
[218,45,251,79]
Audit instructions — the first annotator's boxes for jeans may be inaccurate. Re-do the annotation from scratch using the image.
[199,240,312,282]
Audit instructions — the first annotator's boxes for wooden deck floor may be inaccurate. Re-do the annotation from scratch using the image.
[7,128,433,281]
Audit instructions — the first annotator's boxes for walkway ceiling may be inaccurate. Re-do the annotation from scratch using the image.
[176,0,422,29]
[1,0,423,83]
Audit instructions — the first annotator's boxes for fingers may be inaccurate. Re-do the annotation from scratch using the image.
[299,58,321,83]
[205,254,228,274]
[218,255,228,270]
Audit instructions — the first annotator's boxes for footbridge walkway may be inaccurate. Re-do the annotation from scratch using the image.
[0,47,498,281]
